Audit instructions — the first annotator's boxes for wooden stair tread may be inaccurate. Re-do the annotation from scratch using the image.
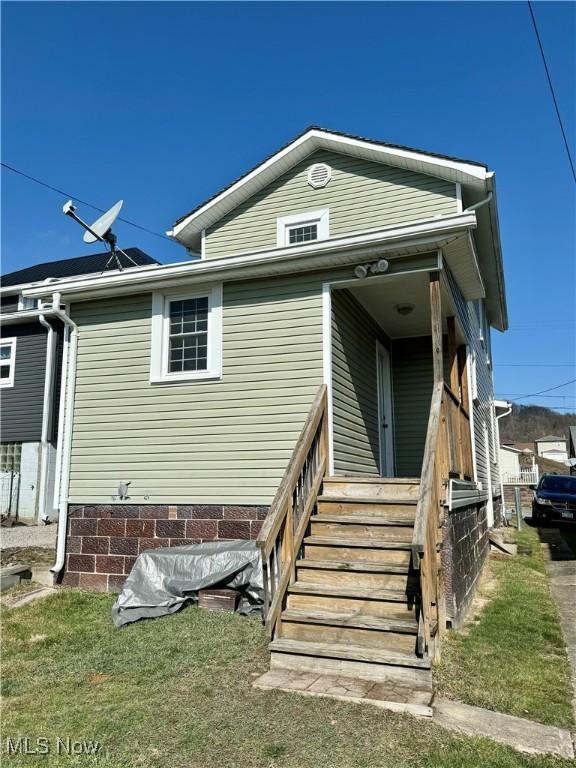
[288,581,417,601]
[269,638,430,668]
[319,495,418,505]
[314,514,414,526]
[297,559,410,574]
[281,608,418,633]
[304,535,413,550]
[324,477,420,485]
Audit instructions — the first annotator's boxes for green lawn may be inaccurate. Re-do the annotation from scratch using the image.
[1,590,573,768]
[435,525,574,729]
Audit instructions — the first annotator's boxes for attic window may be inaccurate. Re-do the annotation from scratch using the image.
[276,209,330,247]
[288,223,318,244]
[307,163,331,189]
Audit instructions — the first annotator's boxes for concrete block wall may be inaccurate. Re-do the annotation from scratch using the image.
[442,501,489,627]
[61,503,268,592]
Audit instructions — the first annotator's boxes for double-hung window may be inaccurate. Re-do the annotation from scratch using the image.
[150,285,222,383]
[0,338,16,388]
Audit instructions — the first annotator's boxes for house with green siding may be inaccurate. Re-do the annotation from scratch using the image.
[24,127,508,680]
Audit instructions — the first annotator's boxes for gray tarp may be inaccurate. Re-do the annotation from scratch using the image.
[111,540,263,627]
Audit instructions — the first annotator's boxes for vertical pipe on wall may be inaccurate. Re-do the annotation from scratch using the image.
[50,298,79,576]
[37,313,57,523]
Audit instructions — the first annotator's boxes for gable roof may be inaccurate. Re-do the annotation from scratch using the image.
[170,126,490,243]
[1,248,158,290]
[168,126,507,332]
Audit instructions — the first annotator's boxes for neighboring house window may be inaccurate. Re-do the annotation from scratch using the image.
[0,443,22,473]
[0,338,16,388]
[150,285,222,383]
[276,209,329,248]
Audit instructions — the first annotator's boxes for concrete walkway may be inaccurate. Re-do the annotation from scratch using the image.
[0,524,57,550]
[540,527,576,725]
[433,698,574,760]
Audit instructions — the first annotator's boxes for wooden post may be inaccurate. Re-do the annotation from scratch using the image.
[457,346,469,408]
[429,272,443,385]
[447,316,459,397]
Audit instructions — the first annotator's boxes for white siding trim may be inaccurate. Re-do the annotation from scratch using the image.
[322,282,334,475]
[0,337,16,388]
[150,284,223,384]
[466,347,479,485]
[201,229,206,259]
[276,208,329,248]
[455,182,463,213]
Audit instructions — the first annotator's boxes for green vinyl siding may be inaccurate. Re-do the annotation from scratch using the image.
[391,336,434,477]
[205,150,458,258]
[68,275,327,506]
[331,289,383,476]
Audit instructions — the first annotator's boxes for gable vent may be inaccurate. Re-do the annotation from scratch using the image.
[307,163,331,189]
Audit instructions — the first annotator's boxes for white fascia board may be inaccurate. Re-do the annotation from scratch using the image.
[0,308,60,325]
[23,213,477,302]
[170,128,488,243]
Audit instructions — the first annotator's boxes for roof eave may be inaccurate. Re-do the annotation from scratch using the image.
[169,128,489,246]
[24,212,478,302]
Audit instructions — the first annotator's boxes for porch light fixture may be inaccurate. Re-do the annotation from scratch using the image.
[354,259,390,280]
[395,303,415,316]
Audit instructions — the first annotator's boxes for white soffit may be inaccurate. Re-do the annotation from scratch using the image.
[170,129,488,244]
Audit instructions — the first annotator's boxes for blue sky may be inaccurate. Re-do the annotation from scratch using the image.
[2,1,575,411]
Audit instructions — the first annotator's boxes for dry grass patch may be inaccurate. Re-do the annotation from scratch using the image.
[435,526,574,728]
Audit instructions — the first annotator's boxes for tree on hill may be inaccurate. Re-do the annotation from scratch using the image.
[498,405,575,443]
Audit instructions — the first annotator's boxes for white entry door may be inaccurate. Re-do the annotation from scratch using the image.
[376,343,395,477]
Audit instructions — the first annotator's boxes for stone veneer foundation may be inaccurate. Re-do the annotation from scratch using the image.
[61,503,269,592]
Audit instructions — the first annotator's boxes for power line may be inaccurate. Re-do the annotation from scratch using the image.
[527,1,576,183]
[495,363,575,368]
[1,161,175,243]
[506,377,576,402]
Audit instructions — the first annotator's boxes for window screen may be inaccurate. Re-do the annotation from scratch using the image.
[168,297,209,373]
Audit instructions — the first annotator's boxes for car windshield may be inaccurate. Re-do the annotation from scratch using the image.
[539,476,576,493]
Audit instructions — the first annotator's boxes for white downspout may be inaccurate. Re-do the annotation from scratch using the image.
[495,402,512,521]
[37,310,57,524]
[50,293,79,577]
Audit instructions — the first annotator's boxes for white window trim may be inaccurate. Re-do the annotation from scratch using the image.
[0,337,17,388]
[276,208,329,248]
[470,348,479,403]
[150,284,222,384]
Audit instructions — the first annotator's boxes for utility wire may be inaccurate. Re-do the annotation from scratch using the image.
[1,161,175,243]
[495,363,575,367]
[527,1,576,183]
[506,377,576,402]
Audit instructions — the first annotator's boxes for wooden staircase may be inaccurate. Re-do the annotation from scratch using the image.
[256,380,472,708]
[268,476,432,688]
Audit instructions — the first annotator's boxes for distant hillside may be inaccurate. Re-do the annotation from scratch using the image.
[499,405,575,443]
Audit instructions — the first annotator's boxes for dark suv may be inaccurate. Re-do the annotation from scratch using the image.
[532,474,576,523]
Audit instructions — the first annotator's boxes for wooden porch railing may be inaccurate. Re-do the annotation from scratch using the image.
[257,384,329,637]
[411,381,474,658]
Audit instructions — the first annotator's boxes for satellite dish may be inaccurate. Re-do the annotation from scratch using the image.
[62,198,138,272]
[83,200,123,243]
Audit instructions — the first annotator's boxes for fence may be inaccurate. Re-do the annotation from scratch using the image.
[501,468,539,486]
[0,472,20,518]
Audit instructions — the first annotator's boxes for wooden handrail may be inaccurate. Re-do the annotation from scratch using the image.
[257,384,329,636]
[412,381,444,565]
[412,378,474,658]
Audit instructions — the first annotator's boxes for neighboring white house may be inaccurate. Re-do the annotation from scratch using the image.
[535,435,569,463]
[499,444,538,485]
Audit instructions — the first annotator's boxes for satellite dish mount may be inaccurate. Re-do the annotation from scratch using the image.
[62,199,137,271]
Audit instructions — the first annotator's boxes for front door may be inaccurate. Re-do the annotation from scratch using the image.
[376,343,394,476]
